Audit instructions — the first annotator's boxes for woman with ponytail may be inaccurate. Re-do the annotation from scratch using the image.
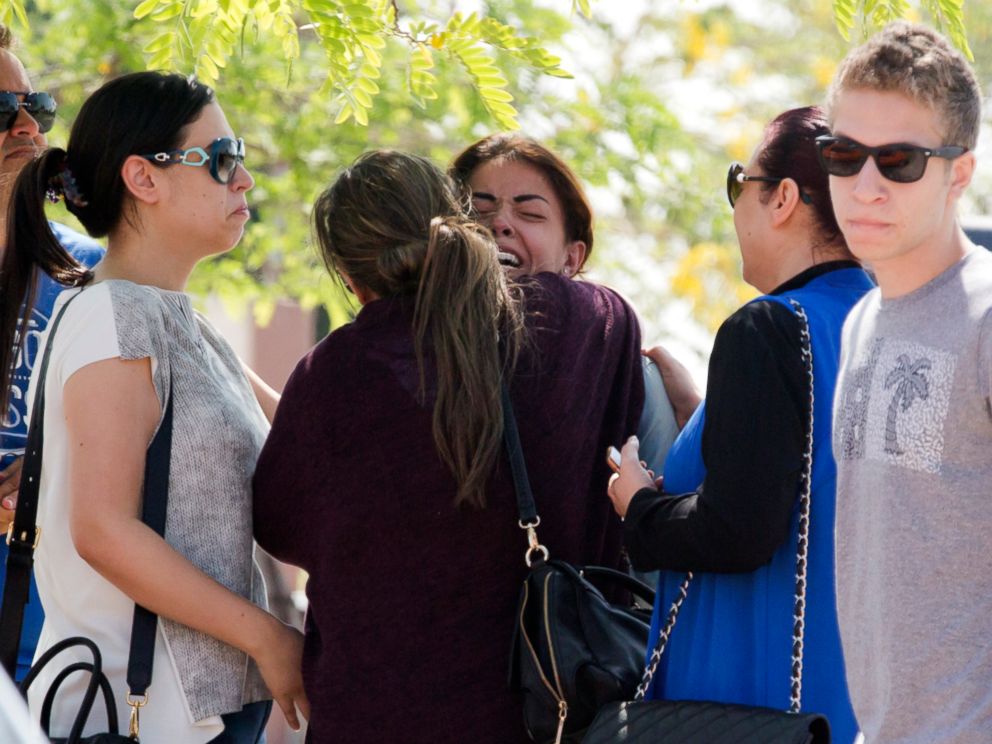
[0,72,308,742]
[252,150,644,742]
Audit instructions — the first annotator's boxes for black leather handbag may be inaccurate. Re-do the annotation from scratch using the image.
[502,384,654,744]
[0,292,173,743]
[19,637,131,744]
[583,300,830,744]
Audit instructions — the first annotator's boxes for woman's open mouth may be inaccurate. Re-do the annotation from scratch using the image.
[497,250,521,268]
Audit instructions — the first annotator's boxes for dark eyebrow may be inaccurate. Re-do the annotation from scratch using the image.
[513,194,550,205]
[470,191,550,206]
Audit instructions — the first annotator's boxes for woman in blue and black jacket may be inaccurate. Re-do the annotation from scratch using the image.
[608,106,873,744]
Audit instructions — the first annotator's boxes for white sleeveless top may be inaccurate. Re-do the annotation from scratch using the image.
[26,281,270,743]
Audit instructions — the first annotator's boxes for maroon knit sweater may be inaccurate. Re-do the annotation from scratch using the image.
[253,273,644,743]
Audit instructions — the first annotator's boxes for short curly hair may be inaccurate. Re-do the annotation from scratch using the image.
[0,24,13,50]
[827,21,982,149]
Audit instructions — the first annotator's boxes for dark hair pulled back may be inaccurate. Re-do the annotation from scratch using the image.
[0,71,214,412]
[756,106,844,247]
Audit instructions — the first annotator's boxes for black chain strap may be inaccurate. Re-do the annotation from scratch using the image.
[633,298,814,714]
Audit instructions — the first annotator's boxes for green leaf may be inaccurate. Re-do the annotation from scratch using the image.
[334,102,353,125]
[358,32,386,49]
[832,0,855,37]
[355,75,379,94]
[197,52,220,81]
[352,101,369,125]
[150,2,185,21]
[352,86,372,107]
[134,0,163,20]
[143,31,175,53]
[191,0,219,19]
[479,86,513,103]
[149,46,175,69]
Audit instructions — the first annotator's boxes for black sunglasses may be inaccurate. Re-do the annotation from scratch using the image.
[0,91,56,134]
[140,137,245,185]
[815,135,967,184]
[726,162,812,209]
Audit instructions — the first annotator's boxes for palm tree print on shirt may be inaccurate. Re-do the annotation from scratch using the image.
[883,354,931,455]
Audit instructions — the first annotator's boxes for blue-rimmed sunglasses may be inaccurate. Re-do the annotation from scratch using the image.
[0,90,56,133]
[140,136,245,185]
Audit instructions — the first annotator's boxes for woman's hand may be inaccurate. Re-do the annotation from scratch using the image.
[0,456,23,531]
[643,346,702,429]
[251,617,310,731]
[607,436,659,520]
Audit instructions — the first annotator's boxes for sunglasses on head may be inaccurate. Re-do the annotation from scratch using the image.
[814,135,967,183]
[726,161,812,209]
[0,91,56,134]
[141,136,245,185]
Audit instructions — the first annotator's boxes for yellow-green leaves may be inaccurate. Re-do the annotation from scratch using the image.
[0,0,27,28]
[125,0,586,130]
[134,0,253,85]
[409,45,437,104]
[833,0,857,38]
[443,13,518,129]
[302,0,387,126]
[832,0,973,59]
[924,0,973,61]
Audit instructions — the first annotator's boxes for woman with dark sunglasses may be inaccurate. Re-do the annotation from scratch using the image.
[608,106,873,744]
[0,72,308,742]
[252,150,644,742]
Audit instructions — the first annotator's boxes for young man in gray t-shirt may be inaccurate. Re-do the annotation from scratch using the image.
[823,22,991,743]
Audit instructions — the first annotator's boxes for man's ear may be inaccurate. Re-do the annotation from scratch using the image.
[947,151,975,202]
[120,155,163,205]
[769,178,802,228]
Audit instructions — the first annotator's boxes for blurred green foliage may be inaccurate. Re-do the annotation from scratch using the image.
[0,0,986,357]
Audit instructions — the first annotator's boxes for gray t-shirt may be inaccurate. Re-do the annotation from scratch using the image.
[833,248,992,743]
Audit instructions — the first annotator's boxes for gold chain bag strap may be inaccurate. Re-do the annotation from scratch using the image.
[583,299,831,744]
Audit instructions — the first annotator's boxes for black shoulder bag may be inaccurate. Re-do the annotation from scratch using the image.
[582,299,830,744]
[503,383,656,744]
[0,291,173,743]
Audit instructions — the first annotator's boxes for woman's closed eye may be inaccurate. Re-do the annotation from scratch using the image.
[470,199,495,216]
[517,210,547,221]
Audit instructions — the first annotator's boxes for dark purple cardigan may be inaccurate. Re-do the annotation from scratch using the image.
[253,273,644,743]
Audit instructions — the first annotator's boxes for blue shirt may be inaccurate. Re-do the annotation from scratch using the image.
[647,266,873,744]
[0,222,103,680]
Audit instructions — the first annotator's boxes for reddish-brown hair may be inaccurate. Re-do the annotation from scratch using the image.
[450,134,594,270]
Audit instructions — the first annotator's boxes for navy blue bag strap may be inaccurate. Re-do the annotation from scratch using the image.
[500,382,538,525]
[125,391,172,700]
[0,288,171,708]
[0,292,79,675]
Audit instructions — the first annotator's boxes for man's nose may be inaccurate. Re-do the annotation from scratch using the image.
[8,105,41,139]
[851,156,887,204]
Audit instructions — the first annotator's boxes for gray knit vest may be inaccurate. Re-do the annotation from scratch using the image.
[106,280,270,721]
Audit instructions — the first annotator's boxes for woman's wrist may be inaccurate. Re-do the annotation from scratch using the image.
[233,605,282,659]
